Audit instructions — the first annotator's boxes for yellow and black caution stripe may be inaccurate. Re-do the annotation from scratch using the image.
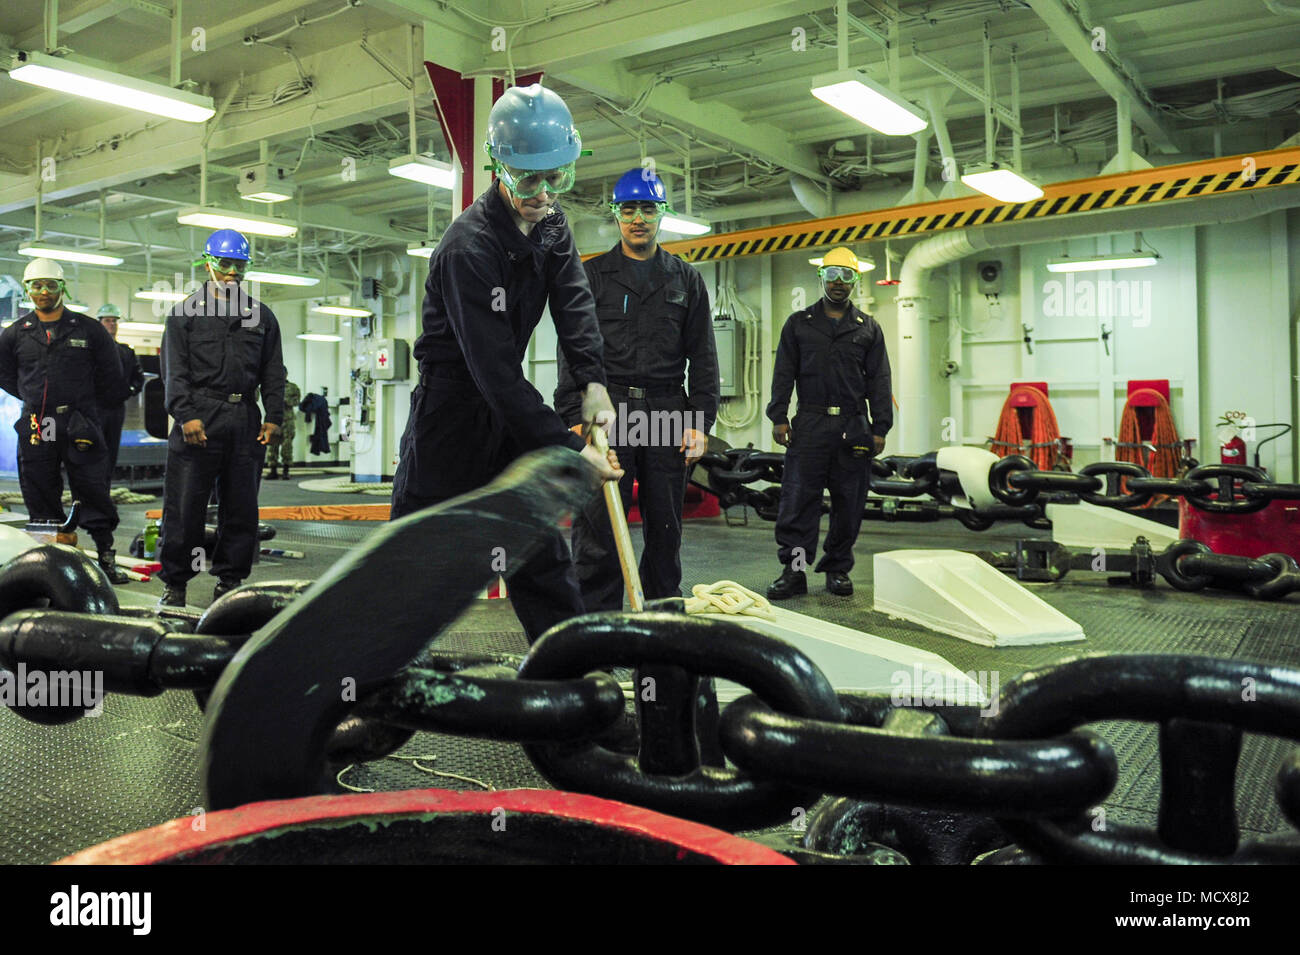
[638,147,1300,264]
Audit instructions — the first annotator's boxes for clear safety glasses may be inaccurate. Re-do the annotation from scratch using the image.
[611,202,666,223]
[495,161,577,199]
[818,265,860,284]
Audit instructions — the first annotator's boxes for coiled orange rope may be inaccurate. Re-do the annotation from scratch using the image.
[1116,388,1182,506]
[990,385,1060,470]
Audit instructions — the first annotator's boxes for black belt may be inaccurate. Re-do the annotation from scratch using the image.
[199,387,252,404]
[799,403,861,416]
[606,382,682,399]
[419,366,475,387]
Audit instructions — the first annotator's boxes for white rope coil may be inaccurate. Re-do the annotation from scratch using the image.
[682,580,775,620]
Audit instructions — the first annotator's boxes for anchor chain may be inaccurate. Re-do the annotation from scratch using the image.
[973,537,1300,600]
[696,449,1300,522]
[3,544,1299,864]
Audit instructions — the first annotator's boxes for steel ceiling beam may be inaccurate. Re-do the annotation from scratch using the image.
[555,61,830,184]
[1023,0,1184,154]
[656,145,1300,263]
[504,0,827,76]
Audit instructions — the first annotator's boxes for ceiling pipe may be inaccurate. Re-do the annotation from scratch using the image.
[892,186,1300,454]
[790,174,832,218]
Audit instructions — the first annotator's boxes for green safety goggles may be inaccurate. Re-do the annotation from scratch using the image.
[24,279,65,293]
[818,265,860,284]
[494,160,577,199]
[610,202,667,223]
[199,255,252,276]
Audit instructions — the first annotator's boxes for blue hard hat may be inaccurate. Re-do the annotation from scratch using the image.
[204,229,251,260]
[484,84,581,170]
[612,168,668,204]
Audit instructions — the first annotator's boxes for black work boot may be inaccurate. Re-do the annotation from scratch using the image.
[213,578,241,601]
[766,566,807,600]
[826,572,854,596]
[159,585,187,608]
[267,466,280,480]
[97,549,130,585]
[281,465,291,480]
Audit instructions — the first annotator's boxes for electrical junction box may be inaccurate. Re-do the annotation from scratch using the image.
[713,319,743,398]
[237,162,294,202]
[371,338,409,381]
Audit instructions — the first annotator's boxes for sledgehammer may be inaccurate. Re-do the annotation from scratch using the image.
[586,423,645,612]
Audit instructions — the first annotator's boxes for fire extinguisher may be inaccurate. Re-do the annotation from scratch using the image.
[1217,412,1246,464]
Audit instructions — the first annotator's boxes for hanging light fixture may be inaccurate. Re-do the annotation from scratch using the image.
[1047,233,1161,272]
[810,68,928,136]
[960,161,1043,202]
[6,50,215,123]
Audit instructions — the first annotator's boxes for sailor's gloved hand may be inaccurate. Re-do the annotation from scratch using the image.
[680,428,708,466]
[182,419,208,447]
[772,423,791,447]
[581,382,616,434]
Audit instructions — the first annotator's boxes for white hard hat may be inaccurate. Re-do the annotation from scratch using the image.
[96,303,122,318]
[22,258,65,283]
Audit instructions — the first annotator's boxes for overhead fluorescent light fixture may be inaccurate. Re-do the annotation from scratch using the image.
[134,289,188,303]
[659,213,711,236]
[6,50,216,123]
[176,206,297,238]
[244,270,319,286]
[119,321,166,333]
[388,155,456,189]
[18,242,124,266]
[960,162,1044,202]
[240,188,294,204]
[311,304,372,317]
[810,69,928,136]
[1046,252,1160,273]
[808,256,875,271]
[297,333,343,343]
[407,240,437,258]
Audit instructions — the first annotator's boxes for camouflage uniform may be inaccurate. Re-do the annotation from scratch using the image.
[268,380,300,475]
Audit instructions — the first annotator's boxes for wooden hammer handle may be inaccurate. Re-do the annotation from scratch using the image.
[588,425,645,612]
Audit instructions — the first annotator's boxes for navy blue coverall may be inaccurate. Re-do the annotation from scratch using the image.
[159,284,286,588]
[0,309,129,548]
[391,184,606,644]
[555,244,719,610]
[766,300,892,574]
[99,340,145,476]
